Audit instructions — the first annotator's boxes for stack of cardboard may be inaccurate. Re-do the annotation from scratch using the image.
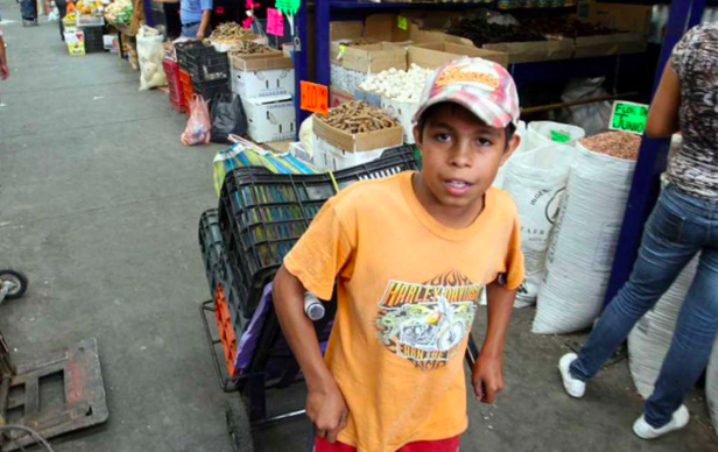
[229,51,296,143]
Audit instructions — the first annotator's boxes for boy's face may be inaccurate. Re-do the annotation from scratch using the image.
[414,103,519,213]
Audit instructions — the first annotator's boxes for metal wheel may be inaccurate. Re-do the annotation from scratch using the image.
[0,269,29,300]
[226,397,254,452]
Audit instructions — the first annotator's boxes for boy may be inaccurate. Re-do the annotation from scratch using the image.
[273,57,524,452]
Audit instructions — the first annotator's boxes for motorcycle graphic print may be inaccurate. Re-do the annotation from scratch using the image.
[374,270,484,370]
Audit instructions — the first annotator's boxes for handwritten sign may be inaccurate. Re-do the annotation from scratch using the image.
[267,8,284,36]
[609,101,649,135]
[300,81,329,115]
[397,16,408,31]
[275,0,300,16]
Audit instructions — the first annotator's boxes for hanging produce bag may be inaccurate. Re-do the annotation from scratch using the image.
[502,143,573,307]
[210,93,248,143]
[628,255,699,398]
[181,95,211,145]
[137,26,167,90]
[533,133,638,334]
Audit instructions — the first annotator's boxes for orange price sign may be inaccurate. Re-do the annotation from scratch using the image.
[300,81,329,115]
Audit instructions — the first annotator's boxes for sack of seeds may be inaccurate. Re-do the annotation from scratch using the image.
[502,143,573,307]
[533,132,639,334]
[628,255,699,398]
[707,335,718,436]
[526,121,585,150]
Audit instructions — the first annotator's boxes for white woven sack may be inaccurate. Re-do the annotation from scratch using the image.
[493,121,527,189]
[527,121,586,150]
[628,256,700,398]
[502,144,573,308]
[137,32,167,91]
[708,334,718,436]
[533,142,636,334]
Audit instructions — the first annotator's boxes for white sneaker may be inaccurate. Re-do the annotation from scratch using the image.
[633,405,690,440]
[558,353,586,398]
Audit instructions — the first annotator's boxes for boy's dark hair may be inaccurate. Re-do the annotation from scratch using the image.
[416,103,516,149]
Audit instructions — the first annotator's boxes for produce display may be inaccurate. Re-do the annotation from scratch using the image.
[358,64,433,104]
[209,22,254,44]
[447,13,547,46]
[317,101,399,134]
[338,38,374,47]
[579,132,641,160]
[520,15,619,38]
[228,41,275,56]
[104,0,132,27]
[71,0,103,16]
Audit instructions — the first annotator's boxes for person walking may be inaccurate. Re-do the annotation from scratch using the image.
[559,23,718,440]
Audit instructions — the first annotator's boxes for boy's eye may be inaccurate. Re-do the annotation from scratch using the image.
[477,137,494,147]
[434,133,452,143]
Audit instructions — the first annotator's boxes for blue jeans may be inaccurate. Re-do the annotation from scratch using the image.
[570,184,718,428]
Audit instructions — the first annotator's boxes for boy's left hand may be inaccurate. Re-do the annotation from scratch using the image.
[471,353,504,404]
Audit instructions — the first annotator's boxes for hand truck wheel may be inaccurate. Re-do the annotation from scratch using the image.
[0,269,29,300]
[226,397,254,452]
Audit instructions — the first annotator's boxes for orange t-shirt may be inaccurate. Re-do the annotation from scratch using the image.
[284,171,524,452]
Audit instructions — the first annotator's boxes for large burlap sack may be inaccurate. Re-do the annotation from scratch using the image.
[533,142,636,334]
[502,144,573,307]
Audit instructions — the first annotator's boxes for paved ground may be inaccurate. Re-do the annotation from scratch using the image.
[0,2,716,451]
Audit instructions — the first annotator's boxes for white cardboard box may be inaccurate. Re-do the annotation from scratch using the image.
[313,136,388,171]
[381,97,420,144]
[230,66,295,100]
[244,95,296,143]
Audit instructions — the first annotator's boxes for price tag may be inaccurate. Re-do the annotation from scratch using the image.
[301,81,329,115]
[609,101,649,135]
[550,130,571,143]
[267,8,284,36]
[397,15,408,31]
[275,0,300,16]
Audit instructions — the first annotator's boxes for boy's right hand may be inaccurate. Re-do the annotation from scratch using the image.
[307,382,348,444]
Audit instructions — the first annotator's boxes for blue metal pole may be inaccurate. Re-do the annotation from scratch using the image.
[294,0,309,137]
[315,0,331,88]
[144,0,155,27]
[603,0,705,308]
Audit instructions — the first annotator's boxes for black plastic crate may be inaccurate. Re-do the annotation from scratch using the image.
[192,78,230,102]
[175,40,205,71]
[185,45,229,82]
[217,147,419,317]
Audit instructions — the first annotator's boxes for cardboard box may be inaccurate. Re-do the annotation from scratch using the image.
[584,2,651,35]
[244,95,296,143]
[330,14,410,43]
[381,97,419,145]
[335,42,407,74]
[313,116,403,152]
[342,67,369,94]
[330,88,355,108]
[314,136,387,171]
[353,87,381,107]
[408,23,474,47]
[64,30,85,56]
[574,33,647,58]
[103,34,118,52]
[483,39,574,64]
[408,42,509,69]
[230,54,295,99]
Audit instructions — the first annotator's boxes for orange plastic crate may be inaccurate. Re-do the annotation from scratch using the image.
[214,284,239,377]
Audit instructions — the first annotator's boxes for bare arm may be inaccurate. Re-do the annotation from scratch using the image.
[471,281,516,404]
[272,265,347,443]
[197,9,211,39]
[646,62,681,138]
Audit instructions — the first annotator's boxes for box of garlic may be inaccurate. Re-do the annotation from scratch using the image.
[357,64,434,144]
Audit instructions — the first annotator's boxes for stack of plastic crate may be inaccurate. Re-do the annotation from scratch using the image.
[185,44,230,103]
[163,57,185,112]
[175,41,205,114]
[80,25,104,53]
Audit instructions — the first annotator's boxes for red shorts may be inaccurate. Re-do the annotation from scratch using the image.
[314,436,460,452]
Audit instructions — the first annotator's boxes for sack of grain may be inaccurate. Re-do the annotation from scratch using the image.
[533,132,639,334]
[493,120,527,189]
[628,256,699,398]
[526,121,586,150]
[708,335,718,436]
[502,144,573,307]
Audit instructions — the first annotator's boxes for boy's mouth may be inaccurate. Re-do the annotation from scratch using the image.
[443,179,473,196]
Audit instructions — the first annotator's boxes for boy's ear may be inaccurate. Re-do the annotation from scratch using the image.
[413,125,422,144]
[500,133,521,165]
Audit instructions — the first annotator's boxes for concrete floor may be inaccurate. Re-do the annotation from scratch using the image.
[0,2,716,451]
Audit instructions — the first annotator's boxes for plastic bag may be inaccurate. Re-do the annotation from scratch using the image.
[533,142,636,334]
[560,78,612,136]
[181,95,211,145]
[137,26,167,91]
[628,255,699,398]
[502,143,573,307]
[527,121,585,150]
[210,93,248,143]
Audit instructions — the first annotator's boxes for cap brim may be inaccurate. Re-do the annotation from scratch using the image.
[412,94,515,130]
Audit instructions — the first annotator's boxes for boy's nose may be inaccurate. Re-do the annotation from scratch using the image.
[449,142,473,167]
